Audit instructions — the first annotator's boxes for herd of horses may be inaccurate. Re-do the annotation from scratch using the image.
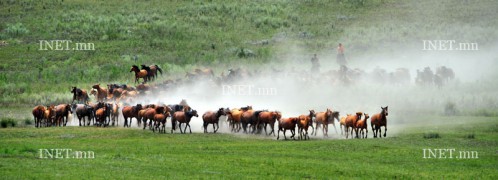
[30,64,402,140]
[33,95,389,140]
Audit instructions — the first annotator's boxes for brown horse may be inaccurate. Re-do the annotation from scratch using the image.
[226,108,244,132]
[143,106,167,130]
[32,105,46,128]
[328,111,340,134]
[356,113,370,138]
[314,108,332,137]
[345,112,363,139]
[339,114,351,135]
[277,117,299,140]
[298,110,315,140]
[141,64,163,81]
[95,106,107,127]
[110,103,119,126]
[130,65,148,84]
[92,84,108,102]
[171,109,198,134]
[55,104,72,127]
[121,104,142,127]
[153,110,169,133]
[256,111,280,136]
[202,108,226,133]
[44,105,55,127]
[138,108,149,129]
[73,104,94,126]
[71,87,89,103]
[371,106,388,138]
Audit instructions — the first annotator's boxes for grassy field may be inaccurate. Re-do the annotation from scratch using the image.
[0,115,497,179]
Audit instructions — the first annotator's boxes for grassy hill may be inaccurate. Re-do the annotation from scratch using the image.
[0,0,497,105]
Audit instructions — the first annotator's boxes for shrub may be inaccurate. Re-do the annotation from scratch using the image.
[0,118,17,128]
[444,101,457,116]
[423,133,440,139]
[3,23,30,38]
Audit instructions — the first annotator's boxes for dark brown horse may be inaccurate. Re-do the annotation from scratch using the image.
[92,84,108,102]
[141,64,163,81]
[356,113,369,138]
[55,104,72,127]
[298,110,315,140]
[121,104,142,127]
[345,112,363,139]
[256,111,280,136]
[32,105,46,128]
[130,65,148,84]
[202,108,226,133]
[171,109,198,134]
[277,117,299,140]
[73,104,94,126]
[71,87,89,103]
[314,108,332,137]
[371,106,388,138]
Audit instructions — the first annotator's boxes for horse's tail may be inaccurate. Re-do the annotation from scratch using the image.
[155,65,163,75]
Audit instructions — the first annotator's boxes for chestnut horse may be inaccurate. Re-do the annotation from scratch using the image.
[71,87,89,104]
[256,111,280,136]
[55,104,72,127]
[171,109,198,134]
[32,105,46,128]
[226,108,244,132]
[110,103,119,126]
[371,106,388,138]
[339,114,351,135]
[141,64,163,81]
[356,113,370,138]
[92,84,108,102]
[345,112,363,139]
[277,117,299,140]
[314,108,332,137]
[298,110,315,140]
[95,106,107,127]
[44,105,55,127]
[153,110,169,133]
[122,104,142,127]
[130,65,148,84]
[202,108,226,133]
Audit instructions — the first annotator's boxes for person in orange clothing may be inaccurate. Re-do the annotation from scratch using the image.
[336,43,346,66]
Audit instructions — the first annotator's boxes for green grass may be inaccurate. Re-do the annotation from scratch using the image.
[0,116,497,179]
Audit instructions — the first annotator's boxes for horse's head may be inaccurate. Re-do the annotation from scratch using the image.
[332,111,340,122]
[217,108,226,116]
[92,84,100,89]
[325,108,332,117]
[188,110,199,118]
[130,65,138,72]
[355,112,363,119]
[364,113,370,121]
[309,110,315,117]
[382,106,389,116]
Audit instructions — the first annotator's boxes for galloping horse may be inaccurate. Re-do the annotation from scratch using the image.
[314,108,332,137]
[298,110,315,140]
[92,84,108,102]
[110,103,119,126]
[226,108,244,132]
[277,117,299,140]
[256,111,280,136]
[345,112,363,139]
[153,109,169,133]
[356,113,369,138]
[371,106,388,138]
[141,64,163,81]
[122,104,142,127]
[202,108,226,133]
[328,111,340,134]
[339,114,351,135]
[130,65,148,84]
[71,87,89,103]
[171,109,198,134]
[32,105,46,128]
[73,104,94,126]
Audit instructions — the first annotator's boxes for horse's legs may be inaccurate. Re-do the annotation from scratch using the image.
[283,130,287,140]
[277,129,280,140]
[333,123,338,134]
[215,123,219,133]
[384,125,387,137]
[314,124,320,136]
[187,123,192,134]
